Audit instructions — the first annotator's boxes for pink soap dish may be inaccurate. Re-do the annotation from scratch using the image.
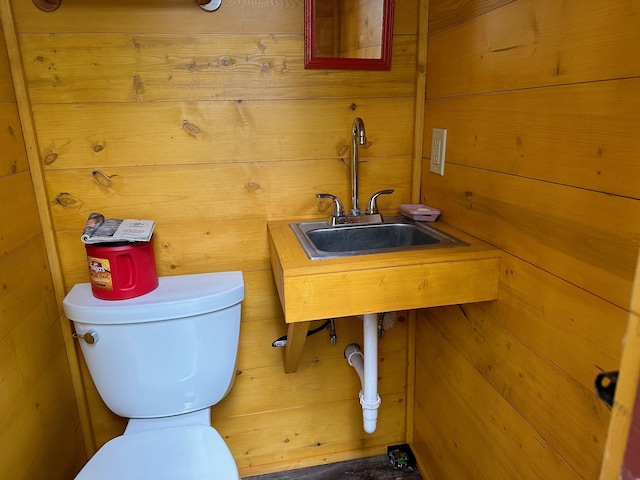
[398,204,441,222]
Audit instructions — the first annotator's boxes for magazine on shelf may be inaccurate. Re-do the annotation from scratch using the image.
[81,212,155,244]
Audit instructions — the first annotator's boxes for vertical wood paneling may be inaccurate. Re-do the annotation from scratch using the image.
[8,0,421,475]
[0,6,86,476]
[415,0,640,478]
[599,259,640,479]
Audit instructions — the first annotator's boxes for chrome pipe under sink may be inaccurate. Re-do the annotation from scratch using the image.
[290,216,468,260]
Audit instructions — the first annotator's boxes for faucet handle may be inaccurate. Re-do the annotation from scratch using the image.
[317,193,345,218]
[365,189,394,215]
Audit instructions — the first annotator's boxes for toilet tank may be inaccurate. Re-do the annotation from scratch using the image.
[63,272,244,419]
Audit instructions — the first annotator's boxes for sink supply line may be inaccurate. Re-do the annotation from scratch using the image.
[344,313,381,434]
[271,319,335,347]
[378,311,397,338]
[357,311,396,338]
[329,319,337,344]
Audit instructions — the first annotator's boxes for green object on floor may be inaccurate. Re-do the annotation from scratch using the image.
[387,444,417,471]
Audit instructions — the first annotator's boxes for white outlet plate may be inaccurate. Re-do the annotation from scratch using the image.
[430,128,447,175]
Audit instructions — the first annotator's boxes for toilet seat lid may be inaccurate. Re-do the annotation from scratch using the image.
[75,425,238,480]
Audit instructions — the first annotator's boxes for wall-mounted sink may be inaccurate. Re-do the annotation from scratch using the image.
[290,216,468,259]
[268,218,502,372]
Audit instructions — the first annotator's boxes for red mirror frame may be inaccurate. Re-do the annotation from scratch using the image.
[304,0,395,70]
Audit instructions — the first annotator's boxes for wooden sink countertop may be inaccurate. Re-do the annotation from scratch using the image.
[267,218,502,373]
[268,219,502,322]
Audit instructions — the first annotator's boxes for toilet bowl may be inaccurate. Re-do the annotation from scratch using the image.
[63,272,244,480]
[75,423,237,479]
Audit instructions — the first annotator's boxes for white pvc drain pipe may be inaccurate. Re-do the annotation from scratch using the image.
[345,313,381,434]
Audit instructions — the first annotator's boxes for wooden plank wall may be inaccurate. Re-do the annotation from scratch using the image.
[0,13,85,480]
[340,0,384,58]
[8,0,421,475]
[415,1,640,479]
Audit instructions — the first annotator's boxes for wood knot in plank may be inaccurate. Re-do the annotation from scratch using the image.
[218,56,236,67]
[186,60,213,72]
[336,143,349,156]
[42,152,58,165]
[464,191,473,209]
[317,198,331,213]
[55,193,81,208]
[93,143,104,153]
[516,136,523,148]
[245,181,261,192]
[92,170,113,188]
[182,120,202,136]
[132,75,145,100]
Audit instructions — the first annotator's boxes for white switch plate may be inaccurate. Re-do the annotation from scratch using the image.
[430,128,447,175]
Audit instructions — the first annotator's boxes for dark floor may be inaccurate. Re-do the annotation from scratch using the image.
[246,454,422,480]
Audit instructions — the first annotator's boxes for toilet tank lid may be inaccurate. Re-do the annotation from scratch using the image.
[63,272,244,324]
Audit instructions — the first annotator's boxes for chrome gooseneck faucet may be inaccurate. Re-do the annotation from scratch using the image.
[316,117,394,226]
[351,117,366,216]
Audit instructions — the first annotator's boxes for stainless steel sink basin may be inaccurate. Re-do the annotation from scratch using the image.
[290,216,468,260]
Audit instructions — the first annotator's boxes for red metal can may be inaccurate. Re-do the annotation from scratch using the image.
[85,238,158,300]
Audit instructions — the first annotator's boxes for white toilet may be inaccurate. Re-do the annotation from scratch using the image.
[63,271,244,480]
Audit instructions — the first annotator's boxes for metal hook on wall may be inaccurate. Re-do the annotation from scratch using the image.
[197,0,222,11]
[595,370,619,407]
[33,0,61,12]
